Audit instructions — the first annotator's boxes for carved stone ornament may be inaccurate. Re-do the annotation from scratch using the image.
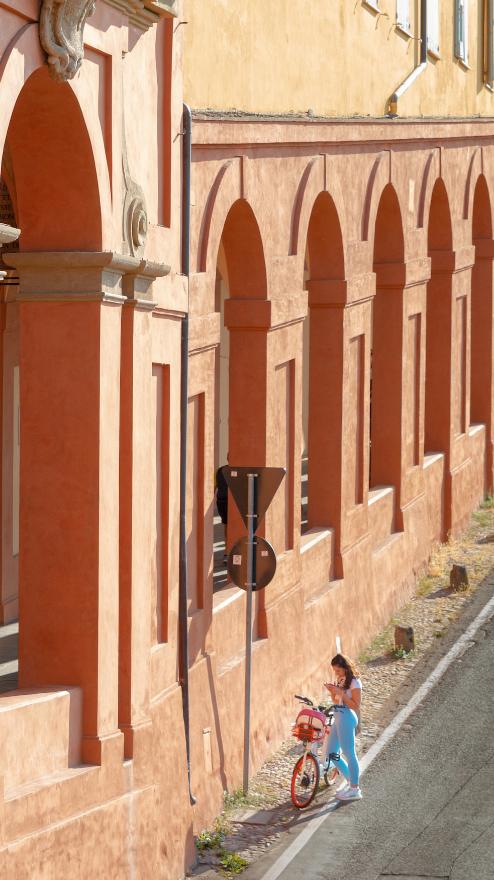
[125,194,148,258]
[122,122,148,259]
[39,0,96,82]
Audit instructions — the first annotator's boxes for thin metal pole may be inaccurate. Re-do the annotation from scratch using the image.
[179,103,196,805]
[243,472,257,795]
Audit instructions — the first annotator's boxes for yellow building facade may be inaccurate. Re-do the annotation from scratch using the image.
[184,0,494,117]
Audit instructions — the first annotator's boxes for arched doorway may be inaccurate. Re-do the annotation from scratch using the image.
[370,184,405,524]
[213,199,267,591]
[302,192,345,531]
[425,180,453,454]
[303,192,345,533]
[425,179,454,538]
[0,67,121,760]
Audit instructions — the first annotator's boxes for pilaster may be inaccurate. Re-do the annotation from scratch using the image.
[305,277,373,577]
[2,250,166,765]
[471,238,494,492]
[426,246,475,536]
[119,261,169,763]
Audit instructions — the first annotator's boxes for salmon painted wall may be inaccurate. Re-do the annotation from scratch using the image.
[2,0,494,878]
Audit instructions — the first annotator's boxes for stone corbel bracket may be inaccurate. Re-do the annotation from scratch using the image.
[40,0,96,82]
[120,255,170,310]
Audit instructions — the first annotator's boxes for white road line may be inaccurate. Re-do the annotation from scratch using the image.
[258,588,494,880]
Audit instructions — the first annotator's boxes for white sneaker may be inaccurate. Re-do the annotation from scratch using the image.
[335,780,350,794]
[335,785,362,801]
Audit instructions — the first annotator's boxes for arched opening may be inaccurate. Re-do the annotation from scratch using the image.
[0,69,103,690]
[0,167,19,692]
[5,68,102,252]
[425,180,454,456]
[213,199,267,591]
[470,175,493,491]
[303,193,345,533]
[370,185,405,518]
[0,68,118,760]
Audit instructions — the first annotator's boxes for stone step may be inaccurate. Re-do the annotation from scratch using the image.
[0,687,82,793]
[3,763,99,841]
[0,621,18,664]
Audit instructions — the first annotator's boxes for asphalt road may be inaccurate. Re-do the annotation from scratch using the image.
[244,597,494,880]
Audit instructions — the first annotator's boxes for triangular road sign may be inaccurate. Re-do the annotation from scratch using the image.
[223,466,286,531]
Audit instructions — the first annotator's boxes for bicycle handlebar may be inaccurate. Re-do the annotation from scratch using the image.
[294,694,337,717]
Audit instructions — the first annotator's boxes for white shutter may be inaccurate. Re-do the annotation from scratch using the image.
[396,0,410,31]
[488,1,494,85]
[455,0,468,61]
[427,0,440,55]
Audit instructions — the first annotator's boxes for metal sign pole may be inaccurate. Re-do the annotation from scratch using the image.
[243,472,257,795]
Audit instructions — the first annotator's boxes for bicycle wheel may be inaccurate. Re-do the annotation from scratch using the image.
[291,752,320,809]
[324,765,339,786]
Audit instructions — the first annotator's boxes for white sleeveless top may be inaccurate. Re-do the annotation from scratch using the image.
[335,676,362,706]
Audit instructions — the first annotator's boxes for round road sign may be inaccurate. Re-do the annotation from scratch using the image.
[227,536,277,591]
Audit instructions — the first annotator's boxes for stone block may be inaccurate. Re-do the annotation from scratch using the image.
[450,564,469,592]
[394,625,414,653]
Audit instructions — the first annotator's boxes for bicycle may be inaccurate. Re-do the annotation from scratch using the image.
[290,693,341,809]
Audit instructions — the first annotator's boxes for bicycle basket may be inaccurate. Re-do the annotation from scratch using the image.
[292,708,326,743]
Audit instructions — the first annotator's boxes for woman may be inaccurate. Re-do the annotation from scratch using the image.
[324,653,362,801]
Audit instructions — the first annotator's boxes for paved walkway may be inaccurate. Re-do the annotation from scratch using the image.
[192,508,494,878]
[242,586,494,880]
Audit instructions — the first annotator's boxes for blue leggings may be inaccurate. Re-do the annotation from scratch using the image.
[325,707,360,786]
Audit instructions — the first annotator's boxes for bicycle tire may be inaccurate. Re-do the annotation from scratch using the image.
[290,753,320,809]
[324,766,339,786]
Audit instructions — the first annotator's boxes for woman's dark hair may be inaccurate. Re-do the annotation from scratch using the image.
[331,653,360,690]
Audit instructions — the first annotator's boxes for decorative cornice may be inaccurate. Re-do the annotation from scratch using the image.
[0,251,169,303]
[103,0,178,30]
[39,0,96,82]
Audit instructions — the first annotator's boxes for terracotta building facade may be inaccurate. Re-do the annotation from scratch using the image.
[1,0,494,877]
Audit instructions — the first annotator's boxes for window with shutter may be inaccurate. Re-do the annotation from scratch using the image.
[427,0,440,54]
[455,0,469,62]
[396,0,410,31]
[485,0,494,86]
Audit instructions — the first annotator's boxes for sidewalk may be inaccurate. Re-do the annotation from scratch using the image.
[189,498,494,878]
